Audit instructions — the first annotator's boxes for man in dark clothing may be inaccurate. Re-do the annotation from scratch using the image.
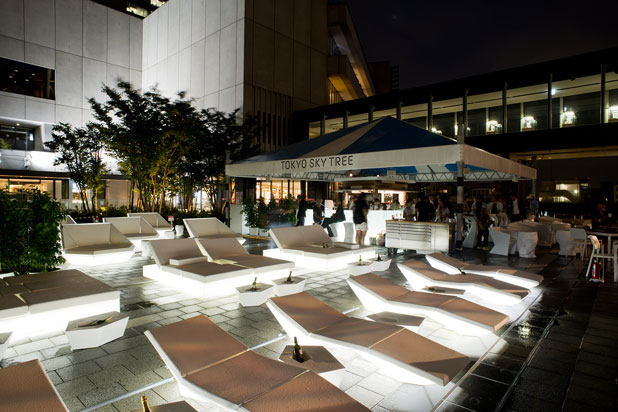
[415,196,435,222]
[296,195,307,226]
[313,199,324,224]
[322,199,345,237]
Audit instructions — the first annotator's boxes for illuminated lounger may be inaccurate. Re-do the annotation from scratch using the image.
[103,216,159,250]
[347,273,509,336]
[0,359,69,411]
[197,238,294,279]
[267,292,470,386]
[143,238,255,297]
[398,260,528,305]
[184,217,246,244]
[426,252,543,289]
[62,215,76,224]
[61,223,135,265]
[264,225,375,270]
[0,270,120,340]
[127,212,174,238]
[145,315,370,411]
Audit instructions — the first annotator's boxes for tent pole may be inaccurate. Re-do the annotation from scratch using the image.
[455,93,466,255]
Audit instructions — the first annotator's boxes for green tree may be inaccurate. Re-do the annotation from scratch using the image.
[46,123,108,214]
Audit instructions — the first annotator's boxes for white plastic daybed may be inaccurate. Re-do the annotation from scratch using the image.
[264,225,375,270]
[61,223,135,265]
[127,212,174,238]
[184,217,246,244]
[103,216,159,250]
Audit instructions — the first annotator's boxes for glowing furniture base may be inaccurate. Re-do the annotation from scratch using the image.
[273,277,306,296]
[0,332,12,361]
[145,316,370,411]
[0,360,69,412]
[236,283,275,306]
[184,217,246,244]
[398,260,528,305]
[347,261,373,275]
[426,252,543,289]
[65,311,129,350]
[348,273,509,336]
[369,257,392,271]
[279,345,345,387]
[267,292,470,386]
[61,223,135,266]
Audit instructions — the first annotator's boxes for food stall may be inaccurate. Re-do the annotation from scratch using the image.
[226,117,536,253]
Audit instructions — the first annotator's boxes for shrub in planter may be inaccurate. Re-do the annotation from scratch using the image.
[256,198,269,232]
[242,197,258,232]
[0,189,65,274]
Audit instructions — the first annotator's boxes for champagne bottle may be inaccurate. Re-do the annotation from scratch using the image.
[377,252,382,261]
[251,277,258,291]
[141,395,152,412]
[358,255,362,266]
[285,271,293,284]
[293,336,304,363]
[82,316,112,328]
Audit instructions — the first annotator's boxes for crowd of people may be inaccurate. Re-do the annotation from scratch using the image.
[294,191,543,248]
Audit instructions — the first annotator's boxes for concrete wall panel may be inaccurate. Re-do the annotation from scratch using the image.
[205,0,221,37]
[274,33,293,96]
[253,24,274,90]
[221,0,237,28]
[253,0,274,29]
[203,92,219,110]
[26,99,55,123]
[310,49,326,104]
[56,0,82,55]
[25,43,55,68]
[293,0,311,46]
[293,42,310,102]
[143,11,157,69]
[204,32,220,95]
[156,4,169,64]
[83,1,108,61]
[108,9,131,67]
[190,38,205,98]
[130,17,142,70]
[167,53,180,95]
[274,0,293,38]
[129,69,142,89]
[310,0,328,53]
[0,94,26,119]
[82,58,106,108]
[219,23,237,90]
[178,0,192,50]
[167,0,180,56]
[178,46,191,94]
[0,0,24,40]
[155,60,168,95]
[191,0,206,42]
[24,0,55,48]
[55,104,82,126]
[219,86,235,113]
[55,51,83,108]
[235,19,245,85]
[0,35,25,61]
[106,63,129,87]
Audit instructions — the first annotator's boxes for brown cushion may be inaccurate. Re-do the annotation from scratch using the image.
[198,237,247,260]
[270,293,347,333]
[439,299,509,331]
[0,359,69,412]
[370,328,471,386]
[351,273,410,301]
[0,285,30,296]
[427,252,465,269]
[185,351,304,405]
[24,276,102,292]
[295,246,351,256]
[318,317,402,347]
[243,370,370,412]
[21,282,115,306]
[496,268,544,283]
[148,316,247,377]
[0,294,27,312]
[3,270,85,285]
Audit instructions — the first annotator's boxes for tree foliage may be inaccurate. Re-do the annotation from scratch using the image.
[46,123,108,214]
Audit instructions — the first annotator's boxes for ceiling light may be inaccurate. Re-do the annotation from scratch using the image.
[16,123,20,126]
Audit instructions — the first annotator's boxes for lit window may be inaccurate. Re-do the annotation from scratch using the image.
[486,120,502,134]
[521,116,537,130]
[609,105,618,121]
[562,108,576,126]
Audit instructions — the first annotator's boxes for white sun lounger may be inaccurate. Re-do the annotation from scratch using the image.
[267,292,470,386]
[61,223,135,265]
[348,273,509,336]
[184,218,246,244]
[0,359,69,412]
[425,252,543,289]
[398,260,529,305]
[127,212,174,238]
[103,216,159,250]
[145,316,370,411]
[264,225,375,270]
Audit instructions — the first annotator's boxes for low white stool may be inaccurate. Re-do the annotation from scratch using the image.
[66,312,128,350]
[347,261,373,275]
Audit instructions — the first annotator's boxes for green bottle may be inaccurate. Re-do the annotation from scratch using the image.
[293,336,304,363]
[285,271,293,284]
[251,277,258,291]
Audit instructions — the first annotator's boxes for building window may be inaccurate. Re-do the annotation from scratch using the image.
[0,58,55,100]
[563,92,600,127]
[1,124,36,151]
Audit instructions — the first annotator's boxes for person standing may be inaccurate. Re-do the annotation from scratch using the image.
[402,199,415,221]
[528,195,539,218]
[353,193,369,245]
[313,199,324,224]
[435,196,451,223]
[509,194,523,222]
[415,195,435,222]
[296,195,307,226]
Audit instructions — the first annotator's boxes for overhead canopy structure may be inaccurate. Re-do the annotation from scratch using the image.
[226,117,536,183]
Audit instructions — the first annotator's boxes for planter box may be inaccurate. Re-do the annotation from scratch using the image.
[370,257,392,271]
[236,283,275,306]
[347,261,373,276]
[279,345,345,387]
[65,311,128,350]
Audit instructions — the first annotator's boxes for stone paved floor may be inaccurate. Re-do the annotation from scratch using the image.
[1,241,616,412]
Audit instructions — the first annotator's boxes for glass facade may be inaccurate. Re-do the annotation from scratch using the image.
[0,124,36,151]
[0,58,55,100]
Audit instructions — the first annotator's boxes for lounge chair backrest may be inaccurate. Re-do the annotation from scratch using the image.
[128,212,169,229]
[61,223,131,250]
[270,225,332,250]
[400,260,443,280]
[427,252,464,270]
[0,359,69,412]
[351,273,409,300]
[184,218,235,238]
[269,292,348,333]
[149,238,204,266]
[148,315,247,377]
[104,217,157,236]
[197,238,247,260]
[62,215,76,224]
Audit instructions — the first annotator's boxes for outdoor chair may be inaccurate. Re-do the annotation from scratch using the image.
[103,216,159,250]
[145,315,370,411]
[585,235,618,282]
[488,227,515,256]
[570,228,589,260]
[267,292,470,386]
[348,273,510,336]
[127,212,174,238]
[398,260,529,305]
[425,252,543,289]
[61,222,135,265]
[183,217,245,244]
[555,230,576,256]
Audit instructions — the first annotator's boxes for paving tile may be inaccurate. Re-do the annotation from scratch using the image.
[89,364,136,388]
[78,382,127,407]
[346,385,384,409]
[12,338,56,355]
[57,360,103,381]
[41,356,73,372]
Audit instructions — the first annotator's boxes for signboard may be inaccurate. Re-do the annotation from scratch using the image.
[279,155,355,172]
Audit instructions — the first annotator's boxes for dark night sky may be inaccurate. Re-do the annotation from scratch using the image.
[337,0,618,89]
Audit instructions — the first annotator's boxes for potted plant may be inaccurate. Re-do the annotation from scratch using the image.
[242,197,258,236]
[256,198,269,237]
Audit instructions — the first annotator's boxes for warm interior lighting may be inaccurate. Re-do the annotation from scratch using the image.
[521,116,537,130]
[609,105,618,121]
[486,120,502,133]
[562,108,576,125]
[431,127,442,134]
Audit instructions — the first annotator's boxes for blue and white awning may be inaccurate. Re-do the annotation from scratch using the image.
[226,117,536,182]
